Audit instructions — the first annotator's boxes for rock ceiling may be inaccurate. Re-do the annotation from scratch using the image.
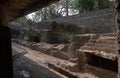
[0,0,59,25]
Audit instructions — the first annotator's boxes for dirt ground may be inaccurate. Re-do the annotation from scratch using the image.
[12,42,98,78]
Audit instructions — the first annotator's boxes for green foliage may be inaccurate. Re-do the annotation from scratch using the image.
[96,0,110,9]
[15,16,28,27]
[32,8,48,22]
[31,6,63,22]
[74,0,112,13]
[29,0,113,22]
[76,0,95,13]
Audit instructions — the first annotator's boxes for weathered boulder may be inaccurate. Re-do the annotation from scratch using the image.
[46,21,76,44]
[8,22,22,38]
[21,27,41,42]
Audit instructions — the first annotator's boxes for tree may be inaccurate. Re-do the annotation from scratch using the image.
[76,0,95,13]
[29,0,113,22]
[65,0,69,16]
[29,0,81,22]
[48,4,63,18]
[15,16,28,27]
[96,0,110,9]
[30,0,66,22]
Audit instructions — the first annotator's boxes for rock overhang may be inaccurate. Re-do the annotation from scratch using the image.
[0,0,59,25]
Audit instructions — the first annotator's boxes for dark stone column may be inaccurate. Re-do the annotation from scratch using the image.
[115,0,120,77]
[0,26,13,77]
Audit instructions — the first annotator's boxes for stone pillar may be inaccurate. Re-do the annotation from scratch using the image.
[68,34,91,58]
[0,26,13,77]
[115,0,120,77]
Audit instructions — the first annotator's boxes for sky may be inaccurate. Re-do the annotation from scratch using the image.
[27,12,35,19]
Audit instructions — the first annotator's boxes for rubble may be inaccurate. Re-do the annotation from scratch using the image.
[77,33,118,78]
[13,33,118,78]
[78,33,117,60]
